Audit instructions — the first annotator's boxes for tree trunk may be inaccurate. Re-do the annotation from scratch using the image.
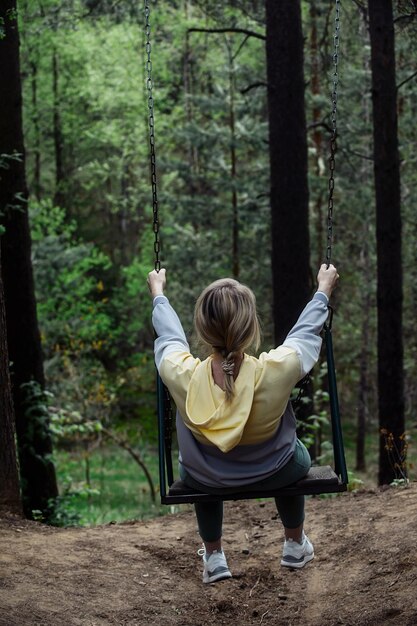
[0,248,22,515]
[0,0,59,517]
[368,0,405,485]
[356,12,373,473]
[265,0,311,344]
[265,0,314,454]
[356,228,371,472]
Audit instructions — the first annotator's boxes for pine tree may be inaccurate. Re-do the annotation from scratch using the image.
[368,0,406,485]
[0,0,58,517]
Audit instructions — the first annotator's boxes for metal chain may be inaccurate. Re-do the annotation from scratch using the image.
[146,1,174,480]
[145,0,160,272]
[326,0,340,267]
[293,372,311,409]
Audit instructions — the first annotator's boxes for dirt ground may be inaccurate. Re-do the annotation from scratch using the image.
[1,484,417,626]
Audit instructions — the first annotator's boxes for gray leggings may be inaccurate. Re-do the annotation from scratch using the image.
[180,439,311,543]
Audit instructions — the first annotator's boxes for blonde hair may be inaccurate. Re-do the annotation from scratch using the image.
[194,278,261,402]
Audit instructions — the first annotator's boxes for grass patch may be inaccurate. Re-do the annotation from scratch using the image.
[54,443,186,526]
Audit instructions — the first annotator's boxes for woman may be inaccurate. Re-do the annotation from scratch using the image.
[148,264,339,583]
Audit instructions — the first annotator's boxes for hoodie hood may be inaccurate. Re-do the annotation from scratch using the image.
[185,355,257,452]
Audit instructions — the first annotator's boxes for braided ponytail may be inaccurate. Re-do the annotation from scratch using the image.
[194,279,260,402]
[221,351,239,401]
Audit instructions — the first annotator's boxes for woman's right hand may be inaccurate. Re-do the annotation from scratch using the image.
[147,268,167,299]
[317,264,339,298]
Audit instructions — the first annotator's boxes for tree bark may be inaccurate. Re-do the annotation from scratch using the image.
[0,0,59,517]
[356,12,373,473]
[0,248,22,515]
[265,0,312,345]
[368,0,405,485]
[265,0,314,453]
[356,227,371,472]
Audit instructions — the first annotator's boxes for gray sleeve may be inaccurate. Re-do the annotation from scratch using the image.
[152,295,190,370]
[282,291,329,377]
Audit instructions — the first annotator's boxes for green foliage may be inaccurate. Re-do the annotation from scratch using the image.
[346,471,365,493]
[30,200,156,458]
[293,364,333,455]
[19,381,57,518]
[49,406,103,440]
[20,381,54,462]
[389,478,410,489]
[33,488,92,527]
[31,200,115,365]
[15,0,417,520]
[0,8,18,40]
[46,384,160,526]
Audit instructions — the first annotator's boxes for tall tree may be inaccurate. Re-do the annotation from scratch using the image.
[265,0,315,453]
[0,0,58,517]
[265,0,311,344]
[0,247,21,515]
[368,0,405,484]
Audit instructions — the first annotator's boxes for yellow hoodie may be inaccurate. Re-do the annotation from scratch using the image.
[154,292,328,456]
[160,347,301,453]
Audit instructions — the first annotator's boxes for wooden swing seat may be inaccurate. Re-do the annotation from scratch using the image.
[161,465,347,505]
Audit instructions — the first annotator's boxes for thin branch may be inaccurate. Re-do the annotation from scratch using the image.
[341,145,374,162]
[397,70,417,91]
[249,574,261,597]
[80,0,124,20]
[394,12,417,24]
[102,428,156,503]
[188,27,265,41]
[307,121,333,135]
[240,81,267,95]
[351,0,367,16]
[318,1,335,50]
[260,611,270,625]
[233,34,250,61]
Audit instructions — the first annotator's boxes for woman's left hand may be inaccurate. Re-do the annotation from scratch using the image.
[147,268,166,298]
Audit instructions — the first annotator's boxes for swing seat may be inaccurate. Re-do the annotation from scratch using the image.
[157,325,348,506]
[161,465,347,505]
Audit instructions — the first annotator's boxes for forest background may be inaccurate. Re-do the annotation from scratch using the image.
[1,0,417,526]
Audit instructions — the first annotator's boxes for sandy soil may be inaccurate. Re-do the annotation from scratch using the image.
[1,484,417,626]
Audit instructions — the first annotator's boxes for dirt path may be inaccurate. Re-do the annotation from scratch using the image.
[1,484,417,626]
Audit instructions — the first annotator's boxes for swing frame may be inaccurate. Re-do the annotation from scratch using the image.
[146,0,348,505]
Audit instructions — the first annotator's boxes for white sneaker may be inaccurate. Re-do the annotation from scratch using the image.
[281,533,314,569]
[197,547,232,584]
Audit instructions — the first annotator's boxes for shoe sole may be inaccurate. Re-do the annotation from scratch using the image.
[203,570,233,584]
[281,552,314,569]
